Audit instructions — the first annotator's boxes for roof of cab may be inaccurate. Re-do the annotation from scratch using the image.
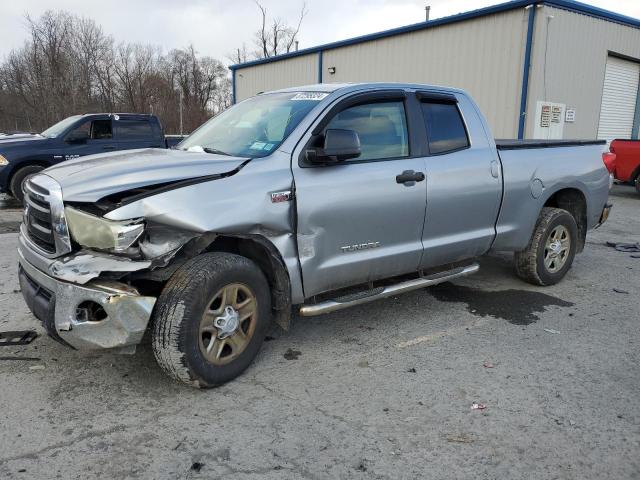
[266,82,467,97]
[79,113,155,119]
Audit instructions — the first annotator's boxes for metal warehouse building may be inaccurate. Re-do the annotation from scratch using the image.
[230,0,640,140]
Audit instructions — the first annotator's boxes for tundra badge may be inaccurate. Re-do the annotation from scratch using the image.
[271,191,292,203]
[340,242,381,253]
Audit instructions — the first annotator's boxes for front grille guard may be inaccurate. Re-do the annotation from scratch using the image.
[23,174,72,259]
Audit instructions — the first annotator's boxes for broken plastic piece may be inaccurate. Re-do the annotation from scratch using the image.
[483,362,494,368]
[470,403,486,410]
[544,328,560,334]
[613,288,629,294]
[606,241,640,253]
[0,330,38,346]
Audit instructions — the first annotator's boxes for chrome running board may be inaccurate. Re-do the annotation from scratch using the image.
[299,263,479,316]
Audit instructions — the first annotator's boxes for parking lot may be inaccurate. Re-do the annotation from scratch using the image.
[0,185,638,480]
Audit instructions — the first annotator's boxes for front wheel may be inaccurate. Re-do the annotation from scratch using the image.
[514,207,578,286]
[10,165,44,204]
[634,174,640,195]
[152,252,271,388]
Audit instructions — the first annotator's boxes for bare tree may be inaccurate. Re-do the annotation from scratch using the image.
[228,43,249,65]
[252,1,307,59]
[0,10,232,134]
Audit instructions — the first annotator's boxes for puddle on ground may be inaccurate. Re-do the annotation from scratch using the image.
[429,282,574,325]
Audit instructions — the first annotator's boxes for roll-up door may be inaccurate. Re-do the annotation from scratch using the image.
[597,56,640,141]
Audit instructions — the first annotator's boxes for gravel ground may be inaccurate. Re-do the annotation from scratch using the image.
[0,186,638,479]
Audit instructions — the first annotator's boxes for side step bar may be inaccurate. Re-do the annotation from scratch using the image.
[299,263,479,317]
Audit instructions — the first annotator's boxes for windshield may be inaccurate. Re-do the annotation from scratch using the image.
[41,115,82,138]
[179,92,327,158]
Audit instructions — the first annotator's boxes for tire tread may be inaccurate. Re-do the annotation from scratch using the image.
[514,207,575,286]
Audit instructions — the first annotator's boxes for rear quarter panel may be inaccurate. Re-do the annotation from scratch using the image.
[492,144,610,252]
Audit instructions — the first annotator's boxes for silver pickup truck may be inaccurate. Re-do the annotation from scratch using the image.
[17,83,612,387]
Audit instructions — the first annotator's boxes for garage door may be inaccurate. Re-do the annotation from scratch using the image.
[597,56,640,141]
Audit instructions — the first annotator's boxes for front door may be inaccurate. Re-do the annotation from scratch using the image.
[60,118,116,160]
[293,92,428,297]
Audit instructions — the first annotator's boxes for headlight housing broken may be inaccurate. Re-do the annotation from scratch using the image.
[65,206,144,252]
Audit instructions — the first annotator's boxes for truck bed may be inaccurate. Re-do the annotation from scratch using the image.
[492,140,610,253]
[496,139,606,150]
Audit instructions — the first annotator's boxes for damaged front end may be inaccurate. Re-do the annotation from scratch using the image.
[19,192,216,352]
[19,153,297,352]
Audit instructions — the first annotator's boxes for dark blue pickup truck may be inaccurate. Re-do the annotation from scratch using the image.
[0,113,185,203]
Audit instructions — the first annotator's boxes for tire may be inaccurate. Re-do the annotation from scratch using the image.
[10,165,44,204]
[634,174,640,195]
[152,252,271,388]
[514,207,578,286]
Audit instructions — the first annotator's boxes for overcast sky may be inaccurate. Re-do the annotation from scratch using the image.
[1,0,639,64]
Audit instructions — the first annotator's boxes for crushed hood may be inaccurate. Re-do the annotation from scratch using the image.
[44,148,248,202]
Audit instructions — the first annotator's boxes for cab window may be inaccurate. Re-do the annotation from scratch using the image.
[421,102,469,154]
[323,101,409,161]
[116,119,153,140]
[66,119,112,140]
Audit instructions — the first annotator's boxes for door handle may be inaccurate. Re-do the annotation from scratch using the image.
[102,145,116,151]
[396,170,425,185]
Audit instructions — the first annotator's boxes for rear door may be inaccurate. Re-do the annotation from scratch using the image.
[293,90,428,297]
[417,92,502,269]
[114,117,164,150]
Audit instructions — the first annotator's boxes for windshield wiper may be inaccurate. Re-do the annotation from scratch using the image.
[203,147,231,156]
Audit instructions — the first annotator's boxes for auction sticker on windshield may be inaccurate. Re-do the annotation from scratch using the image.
[291,92,329,101]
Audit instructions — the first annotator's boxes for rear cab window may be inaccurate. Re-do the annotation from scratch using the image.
[420,100,470,155]
[115,119,154,140]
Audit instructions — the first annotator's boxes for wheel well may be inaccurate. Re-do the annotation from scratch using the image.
[205,235,292,330]
[544,188,587,252]
[8,161,49,189]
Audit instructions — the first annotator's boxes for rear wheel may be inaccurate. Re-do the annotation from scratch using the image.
[634,174,640,194]
[152,252,271,388]
[10,165,44,204]
[514,207,578,286]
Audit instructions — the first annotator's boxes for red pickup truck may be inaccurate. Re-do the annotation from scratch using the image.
[609,139,640,194]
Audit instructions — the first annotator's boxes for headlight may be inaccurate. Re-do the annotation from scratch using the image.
[65,206,144,252]
[0,154,8,166]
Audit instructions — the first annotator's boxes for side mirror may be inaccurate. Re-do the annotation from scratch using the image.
[65,130,89,143]
[305,129,361,165]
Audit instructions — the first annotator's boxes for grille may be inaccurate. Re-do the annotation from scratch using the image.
[23,175,71,257]
[25,185,55,253]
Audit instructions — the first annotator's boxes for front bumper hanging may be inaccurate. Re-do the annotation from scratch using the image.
[18,247,156,351]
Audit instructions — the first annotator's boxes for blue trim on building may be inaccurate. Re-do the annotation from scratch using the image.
[231,69,236,105]
[228,0,640,71]
[632,78,640,140]
[518,6,537,139]
[318,50,323,83]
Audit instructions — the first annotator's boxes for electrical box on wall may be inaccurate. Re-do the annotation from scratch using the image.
[533,101,566,139]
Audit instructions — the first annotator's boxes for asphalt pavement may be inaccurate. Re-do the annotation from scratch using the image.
[0,185,638,479]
